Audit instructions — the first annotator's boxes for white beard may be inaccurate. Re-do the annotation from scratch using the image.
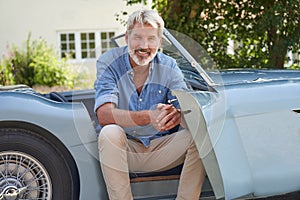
[128,48,158,66]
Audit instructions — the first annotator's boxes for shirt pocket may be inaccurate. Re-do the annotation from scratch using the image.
[148,85,169,105]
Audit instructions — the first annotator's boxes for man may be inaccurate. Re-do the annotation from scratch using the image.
[94,8,206,200]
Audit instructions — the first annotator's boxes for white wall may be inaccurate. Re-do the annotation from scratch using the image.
[0,0,144,55]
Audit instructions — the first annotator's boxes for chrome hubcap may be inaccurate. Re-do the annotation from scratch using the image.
[0,151,52,200]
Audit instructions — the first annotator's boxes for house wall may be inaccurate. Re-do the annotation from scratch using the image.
[0,0,144,52]
[0,0,146,88]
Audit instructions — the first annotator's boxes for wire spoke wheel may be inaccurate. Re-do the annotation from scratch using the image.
[0,151,52,200]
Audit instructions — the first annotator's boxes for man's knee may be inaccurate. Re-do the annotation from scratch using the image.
[177,129,200,155]
[176,129,194,145]
[98,124,127,146]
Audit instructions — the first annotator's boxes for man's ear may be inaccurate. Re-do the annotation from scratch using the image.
[159,37,162,47]
[125,31,129,45]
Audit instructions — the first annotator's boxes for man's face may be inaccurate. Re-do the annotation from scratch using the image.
[126,23,161,67]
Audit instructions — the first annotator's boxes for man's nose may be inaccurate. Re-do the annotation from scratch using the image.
[139,38,149,48]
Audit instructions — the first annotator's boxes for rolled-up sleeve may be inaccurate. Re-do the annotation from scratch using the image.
[94,59,119,112]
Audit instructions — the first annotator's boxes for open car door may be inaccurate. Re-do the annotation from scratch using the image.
[173,89,258,200]
[172,90,225,199]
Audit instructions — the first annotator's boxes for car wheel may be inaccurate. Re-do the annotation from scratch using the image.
[0,127,79,200]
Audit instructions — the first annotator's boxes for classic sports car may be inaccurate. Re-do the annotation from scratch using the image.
[1,29,300,200]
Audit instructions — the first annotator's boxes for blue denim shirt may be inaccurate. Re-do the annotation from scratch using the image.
[94,46,187,147]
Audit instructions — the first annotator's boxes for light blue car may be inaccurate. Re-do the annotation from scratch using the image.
[0,29,300,200]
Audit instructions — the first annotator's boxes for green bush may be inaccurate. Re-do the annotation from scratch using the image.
[0,33,75,87]
[289,64,300,70]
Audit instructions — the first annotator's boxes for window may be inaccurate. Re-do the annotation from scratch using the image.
[100,32,115,54]
[81,32,96,59]
[60,33,76,59]
[58,31,115,60]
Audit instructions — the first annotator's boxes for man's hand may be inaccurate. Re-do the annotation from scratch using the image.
[149,104,181,131]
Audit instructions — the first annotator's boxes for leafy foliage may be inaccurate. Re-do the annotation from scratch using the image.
[126,0,300,69]
[0,33,75,87]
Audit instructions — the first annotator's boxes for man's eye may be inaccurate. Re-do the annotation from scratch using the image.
[148,38,157,43]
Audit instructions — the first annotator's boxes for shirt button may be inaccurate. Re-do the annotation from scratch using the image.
[139,98,142,102]
[132,130,137,136]
[158,90,162,94]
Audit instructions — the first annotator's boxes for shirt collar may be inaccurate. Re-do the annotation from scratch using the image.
[127,58,154,79]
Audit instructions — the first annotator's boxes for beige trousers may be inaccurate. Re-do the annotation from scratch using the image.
[98,124,206,200]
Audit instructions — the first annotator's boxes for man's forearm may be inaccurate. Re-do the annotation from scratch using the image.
[112,109,151,127]
[97,104,151,127]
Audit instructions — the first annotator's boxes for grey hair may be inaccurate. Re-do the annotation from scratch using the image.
[127,8,165,37]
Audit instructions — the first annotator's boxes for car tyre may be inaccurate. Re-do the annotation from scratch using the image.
[0,127,79,200]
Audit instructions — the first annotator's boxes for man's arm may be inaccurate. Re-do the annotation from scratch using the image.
[96,102,150,127]
[96,102,182,131]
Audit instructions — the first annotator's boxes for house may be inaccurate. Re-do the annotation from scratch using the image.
[0,0,147,87]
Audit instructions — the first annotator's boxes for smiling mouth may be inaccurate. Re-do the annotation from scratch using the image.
[135,48,151,55]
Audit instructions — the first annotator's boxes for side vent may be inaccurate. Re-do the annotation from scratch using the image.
[292,109,300,114]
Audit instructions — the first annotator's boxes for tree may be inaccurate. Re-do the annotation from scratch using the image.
[125,0,300,69]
